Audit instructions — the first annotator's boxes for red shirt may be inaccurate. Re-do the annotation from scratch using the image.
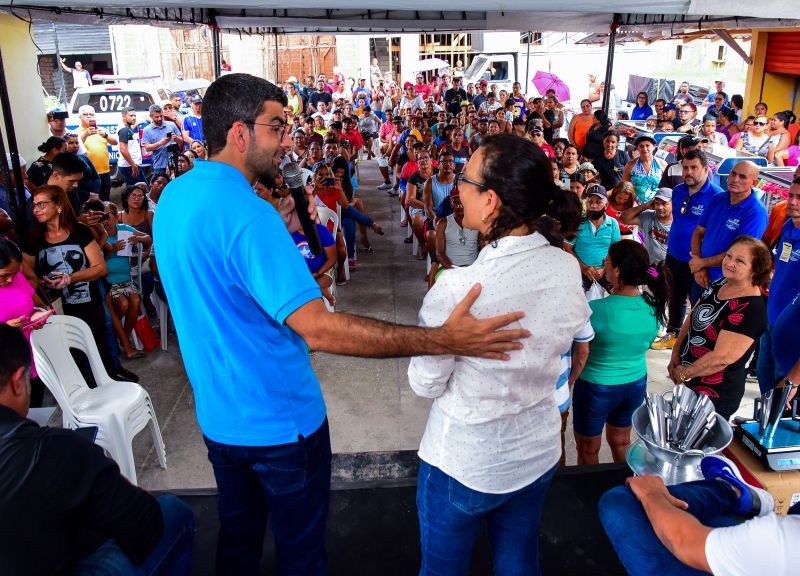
[606,205,633,235]
[414,83,432,101]
[341,129,363,153]
[536,142,554,158]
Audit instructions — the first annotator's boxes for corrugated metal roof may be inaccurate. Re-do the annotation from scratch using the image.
[32,23,111,55]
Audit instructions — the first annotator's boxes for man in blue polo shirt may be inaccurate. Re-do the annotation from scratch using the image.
[182,95,204,143]
[142,104,183,173]
[689,160,767,302]
[153,73,528,575]
[565,184,620,294]
[771,291,800,408]
[653,150,723,350]
[757,180,800,393]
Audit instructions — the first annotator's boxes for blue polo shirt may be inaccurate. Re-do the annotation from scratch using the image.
[667,178,724,262]
[773,290,800,376]
[568,215,621,267]
[142,121,182,171]
[768,220,800,324]
[182,115,204,142]
[698,191,768,281]
[152,160,326,446]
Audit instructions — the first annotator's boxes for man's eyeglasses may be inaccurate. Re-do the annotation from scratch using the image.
[243,120,287,139]
[455,172,489,190]
[680,195,690,215]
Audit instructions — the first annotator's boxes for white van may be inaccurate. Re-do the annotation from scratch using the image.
[65,80,171,182]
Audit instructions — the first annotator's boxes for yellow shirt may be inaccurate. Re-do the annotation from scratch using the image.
[80,128,110,174]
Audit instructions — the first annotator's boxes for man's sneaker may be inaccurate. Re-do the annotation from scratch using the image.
[651,332,677,350]
[701,455,775,517]
[377,182,393,190]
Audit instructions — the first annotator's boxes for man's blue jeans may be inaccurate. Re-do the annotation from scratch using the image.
[599,480,740,576]
[416,459,558,576]
[73,494,195,575]
[119,166,149,187]
[203,418,332,576]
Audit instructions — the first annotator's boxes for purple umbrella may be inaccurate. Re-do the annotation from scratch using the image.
[532,71,570,102]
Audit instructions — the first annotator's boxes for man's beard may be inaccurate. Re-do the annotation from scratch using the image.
[245,137,281,182]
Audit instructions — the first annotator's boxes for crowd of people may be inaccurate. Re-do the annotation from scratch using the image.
[1,66,798,576]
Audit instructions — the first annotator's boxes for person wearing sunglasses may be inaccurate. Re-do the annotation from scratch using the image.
[652,149,724,351]
[735,115,775,163]
[409,133,588,574]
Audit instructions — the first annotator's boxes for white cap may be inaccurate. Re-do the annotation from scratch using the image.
[5,152,26,167]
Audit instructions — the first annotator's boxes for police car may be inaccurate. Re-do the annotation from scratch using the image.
[65,76,170,183]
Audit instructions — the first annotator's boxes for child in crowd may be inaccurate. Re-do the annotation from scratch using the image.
[101,202,151,360]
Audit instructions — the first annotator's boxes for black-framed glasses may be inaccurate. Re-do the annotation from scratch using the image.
[753,121,767,126]
[31,200,54,210]
[455,172,489,190]
[680,195,690,215]
[243,120,287,139]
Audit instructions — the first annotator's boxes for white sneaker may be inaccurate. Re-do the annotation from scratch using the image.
[377,182,393,190]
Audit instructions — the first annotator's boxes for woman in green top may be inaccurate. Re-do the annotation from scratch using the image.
[572,240,669,465]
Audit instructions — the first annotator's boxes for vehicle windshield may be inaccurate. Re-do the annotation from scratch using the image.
[72,91,156,114]
[463,56,488,81]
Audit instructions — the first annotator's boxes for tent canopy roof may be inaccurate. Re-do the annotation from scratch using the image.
[1,1,798,34]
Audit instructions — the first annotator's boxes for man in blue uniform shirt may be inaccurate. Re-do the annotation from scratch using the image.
[182,95,204,143]
[653,150,723,350]
[758,179,800,393]
[689,160,767,302]
[153,73,528,575]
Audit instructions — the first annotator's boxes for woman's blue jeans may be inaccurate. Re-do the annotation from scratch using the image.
[416,459,558,576]
[340,206,373,258]
[599,480,741,576]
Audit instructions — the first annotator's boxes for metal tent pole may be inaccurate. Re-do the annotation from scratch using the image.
[52,23,67,106]
[0,47,29,239]
[601,15,619,117]
[525,31,531,88]
[274,31,279,83]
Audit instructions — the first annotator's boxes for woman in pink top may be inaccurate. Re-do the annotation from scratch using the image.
[775,131,800,167]
[0,236,46,406]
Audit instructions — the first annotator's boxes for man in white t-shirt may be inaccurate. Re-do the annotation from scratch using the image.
[600,454,798,576]
[60,59,91,88]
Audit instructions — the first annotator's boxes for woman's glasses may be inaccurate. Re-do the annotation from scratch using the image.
[454,172,489,190]
[753,121,767,127]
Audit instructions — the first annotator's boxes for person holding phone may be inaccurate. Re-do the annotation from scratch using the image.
[0,236,48,407]
[142,104,184,174]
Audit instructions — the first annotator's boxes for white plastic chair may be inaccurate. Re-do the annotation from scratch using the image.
[316,205,339,312]
[30,315,167,485]
[150,290,171,352]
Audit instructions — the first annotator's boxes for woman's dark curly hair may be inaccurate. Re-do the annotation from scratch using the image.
[477,133,583,246]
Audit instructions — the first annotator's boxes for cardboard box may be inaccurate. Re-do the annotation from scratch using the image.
[725,439,800,515]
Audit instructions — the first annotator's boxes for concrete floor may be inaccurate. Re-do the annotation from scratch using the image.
[47,158,762,490]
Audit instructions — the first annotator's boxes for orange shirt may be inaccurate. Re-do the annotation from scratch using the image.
[571,114,594,152]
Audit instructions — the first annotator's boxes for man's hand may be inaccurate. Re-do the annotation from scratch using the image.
[693,269,709,289]
[439,284,529,360]
[131,165,139,177]
[688,253,705,274]
[626,475,688,510]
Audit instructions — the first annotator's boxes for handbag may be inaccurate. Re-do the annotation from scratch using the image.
[133,315,160,352]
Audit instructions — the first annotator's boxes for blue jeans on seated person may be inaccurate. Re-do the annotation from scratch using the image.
[572,374,648,437]
[416,459,558,576]
[599,480,743,576]
[72,494,195,575]
[340,206,373,258]
[203,418,332,576]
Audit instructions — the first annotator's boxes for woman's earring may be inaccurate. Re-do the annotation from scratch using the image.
[57,209,62,214]
[481,213,488,224]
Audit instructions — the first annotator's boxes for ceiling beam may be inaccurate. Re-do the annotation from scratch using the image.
[711,28,753,65]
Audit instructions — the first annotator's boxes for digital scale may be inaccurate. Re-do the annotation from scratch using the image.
[734,400,800,472]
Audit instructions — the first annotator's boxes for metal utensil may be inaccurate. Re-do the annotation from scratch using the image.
[758,389,774,435]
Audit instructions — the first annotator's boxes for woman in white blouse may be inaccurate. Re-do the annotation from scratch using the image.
[408,133,591,575]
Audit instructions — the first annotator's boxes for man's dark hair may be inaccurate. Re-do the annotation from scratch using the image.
[0,323,30,391]
[203,73,288,157]
[51,152,86,176]
[682,149,709,168]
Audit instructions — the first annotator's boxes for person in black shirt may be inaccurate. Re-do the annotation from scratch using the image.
[592,132,630,190]
[0,324,194,575]
[444,77,468,116]
[308,80,333,113]
[26,136,66,190]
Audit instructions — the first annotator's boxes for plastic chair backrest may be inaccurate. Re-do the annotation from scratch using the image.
[30,315,112,422]
[317,205,339,236]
